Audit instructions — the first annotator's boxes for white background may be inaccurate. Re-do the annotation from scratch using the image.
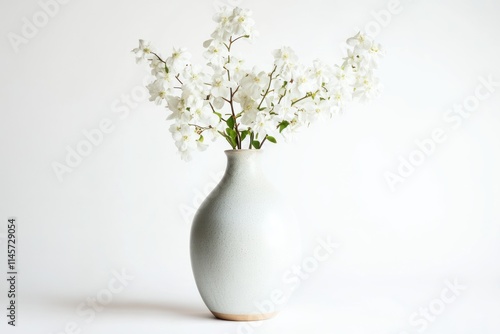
[1,0,499,333]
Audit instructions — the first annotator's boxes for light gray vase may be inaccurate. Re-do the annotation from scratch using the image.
[190,149,301,321]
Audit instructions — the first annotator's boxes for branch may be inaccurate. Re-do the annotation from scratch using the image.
[175,74,183,85]
[229,87,242,149]
[257,65,277,110]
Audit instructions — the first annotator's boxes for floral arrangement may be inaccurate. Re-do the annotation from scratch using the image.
[132,7,383,160]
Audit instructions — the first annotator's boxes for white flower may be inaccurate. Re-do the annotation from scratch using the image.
[252,112,275,138]
[346,32,372,49]
[295,102,318,125]
[211,7,234,42]
[183,65,209,93]
[132,39,154,63]
[203,41,227,67]
[310,59,332,87]
[273,46,298,79]
[238,96,259,125]
[210,75,235,99]
[291,65,315,96]
[166,96,191,122]
[134,8,384,160]
[314,99,336,119]
[185,97,219,129]
[273,103,297,122]
[166,47,191,73]
[240,69,268,99]
[367,42,384,67]
[169,123,202,161]
[280,117,304,141]
[330,85,352,113]
[146,79,169,105]
[149,55,166,78]
[230,7,255,37]
[354,73,382,102]
[212,7,233,25]
[343,48,364,72]
[224,57,246,82]
[333,65,355,87]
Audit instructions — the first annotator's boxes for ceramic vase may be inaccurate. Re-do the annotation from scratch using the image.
[190,149,301,321]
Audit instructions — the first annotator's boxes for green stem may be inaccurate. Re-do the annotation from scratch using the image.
[229,88,241,149]
[249,131,254,149]
[260,136,268,148]
[291,92,314,106]
[150,52,165,63]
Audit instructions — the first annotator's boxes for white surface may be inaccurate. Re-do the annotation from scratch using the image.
[1,0,499,333]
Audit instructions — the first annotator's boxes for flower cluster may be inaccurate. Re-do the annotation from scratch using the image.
[132,7,383,161]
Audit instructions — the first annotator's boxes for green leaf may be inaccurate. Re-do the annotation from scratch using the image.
[252,140,261,149]
[240,130,249,142]
[199,135,204,143]
[226,128,239,148]
[279,121,290,133]
[226,116,235,129]
[266,136,277,144]
[225,136,236,149]
[226,128,237,140]
[220,130,236,149]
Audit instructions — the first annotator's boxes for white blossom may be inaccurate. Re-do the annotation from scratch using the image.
[273,46,298,80]
[134,8,384,160]
[346,32,372,49]
[147,79,169,105]
[132,39,154,63]
[169,123,201,161]
[230,7,255,36]
[166,47,191,73]
[203,40,227,67]
[210,75,235,99]
[252,112,275,138]
[239,69,267,99]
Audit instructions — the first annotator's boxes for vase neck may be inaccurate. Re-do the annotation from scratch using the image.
[224,150,264,180]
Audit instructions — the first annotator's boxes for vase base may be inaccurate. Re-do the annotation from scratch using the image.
[211,311,278,321]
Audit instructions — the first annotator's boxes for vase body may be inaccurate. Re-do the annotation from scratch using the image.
[190,149,301,321]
